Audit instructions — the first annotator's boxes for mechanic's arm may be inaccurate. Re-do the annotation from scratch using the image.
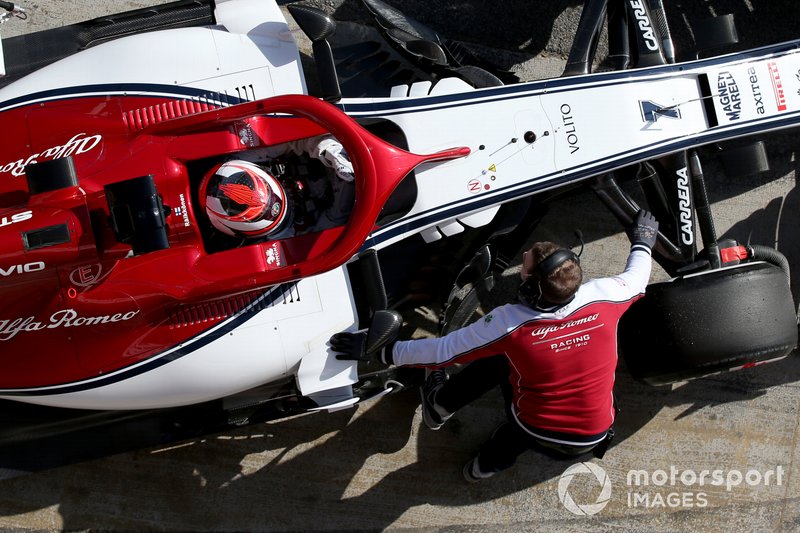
[330,305,516,367]
[390,308,514,367]
[614,210,658,295]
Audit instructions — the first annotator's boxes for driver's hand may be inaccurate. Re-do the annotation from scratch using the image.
[627,210,659,249]
[306,136,355,182]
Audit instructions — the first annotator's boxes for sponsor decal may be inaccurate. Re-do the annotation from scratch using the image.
[530,313,600,340]
[639,100,681,122]
[265,242,284,267]
[69,264,103,287]
[0,133,102,178]
[796,69,800,96]
[269,201,282,218]
[550,333,591,352]
[236,123,259,147]
[767,61,787,112]
[717,71,742,121]
[0,309,139,341]
[748,67,766,115]
[629,0,659,52]
[467,179,482,193]
[676,167,694,245]
[178,194,191,227]
[0,261,45,278]
[560,104,580,155]
[0,209,32,228]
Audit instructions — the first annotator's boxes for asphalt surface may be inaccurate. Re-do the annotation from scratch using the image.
[2,1,800,531]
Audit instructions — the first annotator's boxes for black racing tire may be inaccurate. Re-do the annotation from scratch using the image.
[620,262,798,386]
[440,284,486,335]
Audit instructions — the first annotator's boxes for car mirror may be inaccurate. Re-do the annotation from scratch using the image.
[365,310,402,354]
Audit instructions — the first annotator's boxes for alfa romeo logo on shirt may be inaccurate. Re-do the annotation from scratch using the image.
[558,462,612,516]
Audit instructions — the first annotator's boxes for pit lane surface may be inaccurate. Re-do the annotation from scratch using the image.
[2,1,800,530]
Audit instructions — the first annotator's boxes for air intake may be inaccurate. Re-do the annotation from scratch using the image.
[169,283,300,329]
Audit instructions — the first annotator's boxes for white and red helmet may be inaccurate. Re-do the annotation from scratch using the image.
[199,160,288,238]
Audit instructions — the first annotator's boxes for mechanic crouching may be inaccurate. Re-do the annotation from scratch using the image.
[330,211,658,482]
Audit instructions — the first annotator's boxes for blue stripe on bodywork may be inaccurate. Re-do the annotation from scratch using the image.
[0,83,248,112]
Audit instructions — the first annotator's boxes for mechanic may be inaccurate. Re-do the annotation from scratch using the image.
[199,134,355,240]
[330,210,658,482]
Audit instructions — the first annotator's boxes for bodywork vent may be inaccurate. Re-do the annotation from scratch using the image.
[169,283,300,329]
[122,98,222,132]
[122,85,255,132]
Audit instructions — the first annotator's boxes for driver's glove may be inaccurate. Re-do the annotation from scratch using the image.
[297,135,355,182]
[626,209,659,250]
[330,331,394,364]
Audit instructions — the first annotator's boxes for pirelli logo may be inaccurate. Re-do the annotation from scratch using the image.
[767,61,787,112]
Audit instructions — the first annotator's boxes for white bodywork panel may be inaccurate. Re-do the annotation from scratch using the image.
[345,50,800,251]
[344,73,708,250]
[0,0,306,105]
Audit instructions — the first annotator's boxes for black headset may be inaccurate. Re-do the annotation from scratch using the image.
[532,248,580,280]
[519,242,582,309]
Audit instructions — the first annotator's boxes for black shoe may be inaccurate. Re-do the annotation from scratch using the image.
[462,456,495,483]
[420,369,451,430]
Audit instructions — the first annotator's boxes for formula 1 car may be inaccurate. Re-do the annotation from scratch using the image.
[0,0,797,443]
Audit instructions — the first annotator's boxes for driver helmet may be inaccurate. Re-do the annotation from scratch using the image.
[199,160,288,238]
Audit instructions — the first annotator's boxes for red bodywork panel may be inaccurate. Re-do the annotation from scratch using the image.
[0,94,469,388]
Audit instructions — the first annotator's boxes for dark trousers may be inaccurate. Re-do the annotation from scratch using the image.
[436,355,601,473]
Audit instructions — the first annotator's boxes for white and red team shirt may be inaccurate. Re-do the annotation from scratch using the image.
[392,246,652,440]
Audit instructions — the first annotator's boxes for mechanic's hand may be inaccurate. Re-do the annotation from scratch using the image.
[330,331,379,363]
[331,311,402,364]
[627,210,659,249]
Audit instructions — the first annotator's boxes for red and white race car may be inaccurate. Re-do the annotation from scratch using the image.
[0,0,796,440]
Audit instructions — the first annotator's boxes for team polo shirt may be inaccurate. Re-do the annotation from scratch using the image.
[392,246,652,437]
